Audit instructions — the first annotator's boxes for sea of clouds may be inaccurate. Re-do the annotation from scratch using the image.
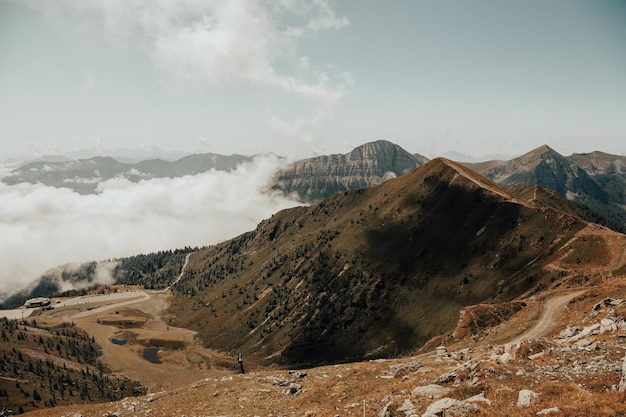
[0,155,300,298]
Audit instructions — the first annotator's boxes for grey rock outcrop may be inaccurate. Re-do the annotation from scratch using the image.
[517,389,540,406]
[422,397,479,417]
[411,384,451,398]
[272,140,424,203]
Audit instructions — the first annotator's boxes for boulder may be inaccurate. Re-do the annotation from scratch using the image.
[411,384,451,398]
[517,389,540,406]
[422,398,479,417]
[465,392,491,405]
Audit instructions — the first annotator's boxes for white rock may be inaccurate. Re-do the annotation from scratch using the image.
[422,397,479,417]
[517,389,540,406]
[558,326,579,339]
[397,399,417,416]
[411,384,451,398]
[465,392,491,405]
[536,407,560,415]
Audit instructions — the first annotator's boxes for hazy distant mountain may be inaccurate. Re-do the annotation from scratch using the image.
[440,151,514,163]
[171,157,607,366]
[2,153,253,194]
[272,140,427,203]
[62,145,191,162]
[465,145,626,232]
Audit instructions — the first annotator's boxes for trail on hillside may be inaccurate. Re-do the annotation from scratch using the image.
[507,289,585,346]
[169,253,192,288]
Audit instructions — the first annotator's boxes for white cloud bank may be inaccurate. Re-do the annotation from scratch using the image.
[0,155,300,296]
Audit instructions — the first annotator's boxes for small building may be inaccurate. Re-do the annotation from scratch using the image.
[24,297,51,308]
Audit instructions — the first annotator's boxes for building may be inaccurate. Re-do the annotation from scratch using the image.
[24,297,51,308]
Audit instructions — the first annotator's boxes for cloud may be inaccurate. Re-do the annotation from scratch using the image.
[24,0,350,102]
[20,0,353,153]
[0,155,300,296]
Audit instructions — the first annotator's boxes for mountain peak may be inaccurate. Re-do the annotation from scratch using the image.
[273,140,424,203]
[412,158,513,200]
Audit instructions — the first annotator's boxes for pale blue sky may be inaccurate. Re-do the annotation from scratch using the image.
[1,0,625,160]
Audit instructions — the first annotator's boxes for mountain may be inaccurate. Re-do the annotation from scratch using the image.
[2,153,252,194]
[272,140,426,203]
[169,158,607,367]
[465,145,626,232]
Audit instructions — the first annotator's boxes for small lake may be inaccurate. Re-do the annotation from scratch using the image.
[142,347,161,364]
[110,338,127,346]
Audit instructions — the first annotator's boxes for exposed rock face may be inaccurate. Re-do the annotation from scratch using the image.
[272,140,424,203]
[466,145,626,232]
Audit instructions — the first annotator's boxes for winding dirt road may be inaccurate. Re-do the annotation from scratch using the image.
[508,289,585,346]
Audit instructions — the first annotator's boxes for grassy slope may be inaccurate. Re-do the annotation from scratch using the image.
[169,159,588,367]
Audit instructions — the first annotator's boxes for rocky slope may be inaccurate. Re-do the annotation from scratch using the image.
[466,145,626,232]
[168,158,616,368]
[272,140,425,203]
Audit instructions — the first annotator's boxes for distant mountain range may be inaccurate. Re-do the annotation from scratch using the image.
[464,145,626,232]
[2,153,253,194]
[3,141,625,231]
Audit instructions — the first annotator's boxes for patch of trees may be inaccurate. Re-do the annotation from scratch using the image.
[114,247,199,289]
[0,317,145,414]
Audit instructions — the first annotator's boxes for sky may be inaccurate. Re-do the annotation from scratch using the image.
[1,0,625,161]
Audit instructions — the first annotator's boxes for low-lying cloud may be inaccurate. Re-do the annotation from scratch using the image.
[0,155,300,297]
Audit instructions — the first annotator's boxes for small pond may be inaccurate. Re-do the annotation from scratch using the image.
[142,347,161,364]
[110,338,128,346]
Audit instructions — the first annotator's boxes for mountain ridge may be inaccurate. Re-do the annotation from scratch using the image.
[465,144,626,232]
[271,140,426,203]
[168,157,605,366]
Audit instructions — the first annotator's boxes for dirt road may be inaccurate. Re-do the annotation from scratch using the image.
[507,289,585,345]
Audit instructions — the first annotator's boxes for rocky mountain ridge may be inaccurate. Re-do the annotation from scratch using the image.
[272,140,426,203]
[465,145,626,232]
[168,157,619,367]
[1,153,252,194]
